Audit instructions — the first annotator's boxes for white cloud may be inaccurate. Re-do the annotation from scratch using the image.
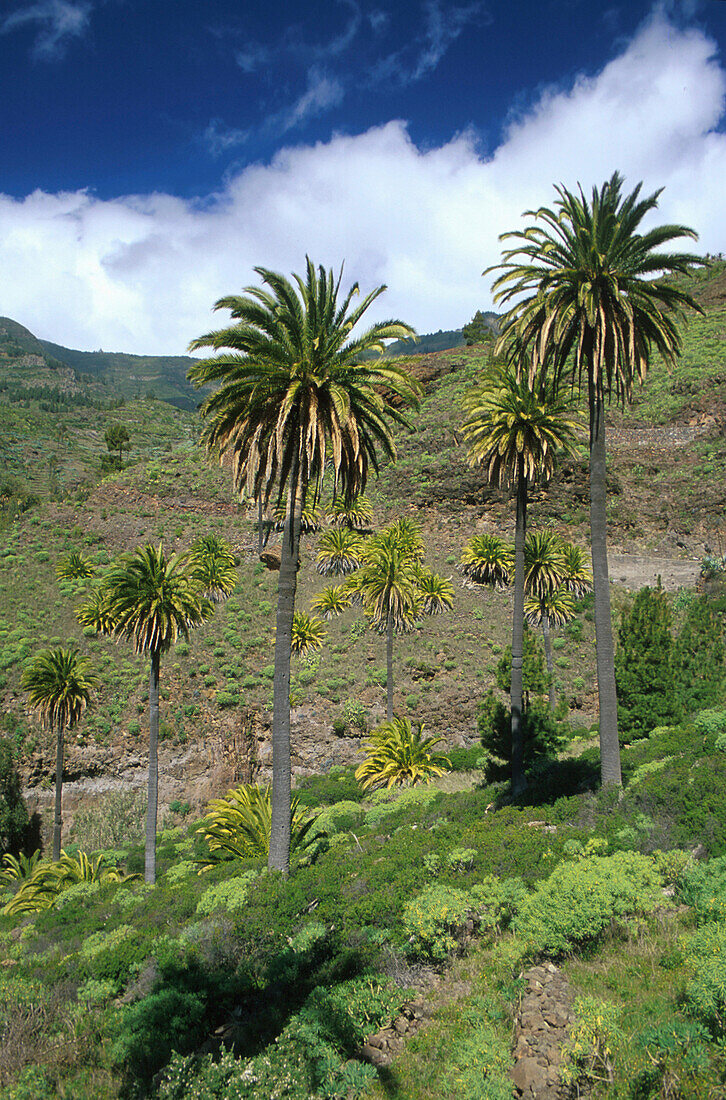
[372,0,485,86]
[0,0,92,59]
[1,12,725,355]
[265,67,345,135]
[203,119,249,157]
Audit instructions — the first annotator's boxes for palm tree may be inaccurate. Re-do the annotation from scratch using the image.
[189,533,238,602]
[488,173,702,786]
[460,533,513,588]
[188,259,420,873]
[21,648,96,861]
[78,545,212,883]
[462,364,580,793]
[315,528,363,577]
[560,542,593,599]
[290,611,327,657]
[345,520,453,719]
[310,584,352,619]
[524,531,567,708]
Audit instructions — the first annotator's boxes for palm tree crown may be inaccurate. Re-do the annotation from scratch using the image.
[22,648,95,734]
[188,258,420,509]
[104,544,212,656]
[462,364,581,488]
[489,173,703,399]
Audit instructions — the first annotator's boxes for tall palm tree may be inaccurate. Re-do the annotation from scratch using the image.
[488,173,702,786]
[188,260,420,873]
[462,364,580,793]
[345,520,453,719]
[21,648,96,861]
[78,545,212,883]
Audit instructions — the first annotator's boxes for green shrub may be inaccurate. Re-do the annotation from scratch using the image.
[439,997,517,1100]
[513,851,664,955]
[363,784,440,828]
[693,708,726,739]
[402,884,475,961]
[196,872,258,916]
[560,996,622,1092]
[615,585,681,742]
[678,855,726,923]
[78,924,149,987]
[682,922,726,1036]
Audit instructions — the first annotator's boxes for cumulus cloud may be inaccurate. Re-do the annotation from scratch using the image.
[1,12,725,354]
[0,0,92,59]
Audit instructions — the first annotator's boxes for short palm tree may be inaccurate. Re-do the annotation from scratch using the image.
[76,585,116,635]
[310,584,352,620]
[462,363,580,792]
[560,542,593,599]
[290,611,327,657]
[188,259,420,873]
[56,551,95,581]
[327,493,374,530]
[199,785,320,866]
[344,520,450,720]
[21,647,96,860]
[79,545,213,883]
[315,527,363,577]
[189,533,238,602]
[489,173,702,786]
[355,716,450,791]
[460,533,513,588]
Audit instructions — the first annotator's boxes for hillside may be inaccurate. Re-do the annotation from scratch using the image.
[0,261,723,831]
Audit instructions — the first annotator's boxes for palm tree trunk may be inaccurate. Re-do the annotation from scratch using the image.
[269,466,304,874]
[589,382,622,786]
[510,456,527,795]
[386,613,394,721]
[542,613,556,709]
[145,648,161,884]
[258,497,264,556]
[52,720,64,861]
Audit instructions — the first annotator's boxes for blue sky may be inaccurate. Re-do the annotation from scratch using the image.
[1,0,726,352]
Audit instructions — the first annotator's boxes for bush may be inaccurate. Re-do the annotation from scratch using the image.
[78,923,150,987]
[513,851,664,956]
[478,693,569,780]
[678,855,726,923]
[402,884,474,961]
[682,923,726,1036]
[196,872,258,916]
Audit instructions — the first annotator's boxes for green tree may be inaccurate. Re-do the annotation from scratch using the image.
[0,739,29,858]
[188,260,419,874]
[462,310,497,346]
[489,173,702,786]
[345,520,453,720]
[615,585,680,742]
[673,596,725,716]
[462,364,579,792]
[104,423,130,462]
[523,531,568,708]
[78,545,212,882]
[21,647,96,861]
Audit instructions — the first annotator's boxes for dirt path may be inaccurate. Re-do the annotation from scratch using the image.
[608,553,701,592]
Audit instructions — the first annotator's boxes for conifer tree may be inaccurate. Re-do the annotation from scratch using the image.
[615,585,680,742]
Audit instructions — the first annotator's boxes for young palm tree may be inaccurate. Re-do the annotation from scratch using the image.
[524,531,568,708]
[189,533,238,602]
[327,493,374,530]
[80,545,213,883]
[290,611,327,657]
[560,542,593,599]
[488,173,702,786]
[462,364,580,793]
[21,648,96,861]
[460,533,513,588]
[345,520,452,719]
[310,584,352,619]
[189,259,420,873]
[315,527,363,577]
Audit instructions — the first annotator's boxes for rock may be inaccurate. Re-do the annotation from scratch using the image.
[260,544,282,570]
